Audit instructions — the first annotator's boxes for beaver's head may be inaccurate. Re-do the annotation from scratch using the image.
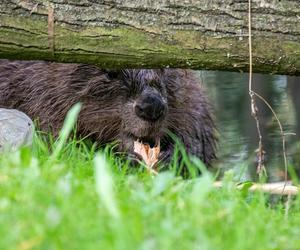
[116,69,169,159]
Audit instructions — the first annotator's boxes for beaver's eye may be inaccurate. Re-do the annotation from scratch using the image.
[106,70,122,79]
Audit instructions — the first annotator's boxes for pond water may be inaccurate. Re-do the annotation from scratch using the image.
[196,71,300,182]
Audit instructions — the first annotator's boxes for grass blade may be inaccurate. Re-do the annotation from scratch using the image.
[50,103,81,161]
[94,153,120,219]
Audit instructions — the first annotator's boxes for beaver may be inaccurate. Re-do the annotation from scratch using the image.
[0,60,217,167]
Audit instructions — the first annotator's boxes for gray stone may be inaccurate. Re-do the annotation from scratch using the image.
[0,108,34,151]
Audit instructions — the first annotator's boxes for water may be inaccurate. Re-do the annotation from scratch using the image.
[197,71,300,182]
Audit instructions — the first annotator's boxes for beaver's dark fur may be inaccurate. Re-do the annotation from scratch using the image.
[0,60,217,166]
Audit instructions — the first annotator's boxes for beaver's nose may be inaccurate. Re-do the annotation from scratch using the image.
[135,94,166,122]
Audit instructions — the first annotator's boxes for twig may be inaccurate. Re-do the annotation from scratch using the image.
[251,91,290,188]
[248,0,253,95]
[248,0,266,177]
[247,1,293,195]
[213,181,298,196]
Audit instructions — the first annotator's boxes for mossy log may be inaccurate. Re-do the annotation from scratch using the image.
[0,0,299,75]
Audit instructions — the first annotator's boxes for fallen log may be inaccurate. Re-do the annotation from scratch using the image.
[0,0,299,75]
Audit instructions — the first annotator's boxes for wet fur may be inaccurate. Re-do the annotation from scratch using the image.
[0,60,217,166]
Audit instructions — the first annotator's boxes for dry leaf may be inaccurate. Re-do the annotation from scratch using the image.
[134,140,160,173]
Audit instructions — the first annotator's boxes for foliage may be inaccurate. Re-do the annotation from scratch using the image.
[0,105,300,250]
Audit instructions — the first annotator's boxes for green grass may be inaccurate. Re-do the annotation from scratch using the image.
[1,105,300,250]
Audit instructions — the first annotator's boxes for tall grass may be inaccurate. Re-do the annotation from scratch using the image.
[0,105,299,250]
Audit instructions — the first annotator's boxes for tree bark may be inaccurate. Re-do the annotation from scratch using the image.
[0,0,299,75]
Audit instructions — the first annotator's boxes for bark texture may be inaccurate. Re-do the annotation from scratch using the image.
[0,0,299,75]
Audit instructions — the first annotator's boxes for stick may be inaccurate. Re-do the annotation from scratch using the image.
[213,181,299,196]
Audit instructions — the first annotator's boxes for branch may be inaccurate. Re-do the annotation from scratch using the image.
[213,181,299,196]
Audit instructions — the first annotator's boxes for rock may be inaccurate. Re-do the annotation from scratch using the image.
[0,108,34,151]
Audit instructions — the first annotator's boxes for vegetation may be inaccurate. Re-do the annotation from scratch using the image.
[1,104,300,250]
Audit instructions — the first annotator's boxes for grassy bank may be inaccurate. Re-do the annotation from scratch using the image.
[1,136,300,250]
[1,105,300,250]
